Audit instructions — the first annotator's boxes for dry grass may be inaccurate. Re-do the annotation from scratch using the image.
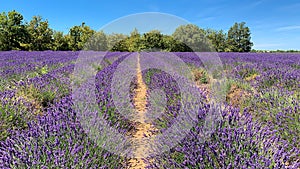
[226,84,251,107]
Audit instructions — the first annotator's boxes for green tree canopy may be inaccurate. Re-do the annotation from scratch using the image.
[172,24,211,52]
[52,31,69,51]
[226,22,253,52]
[0,10,28,50]
[68,22,95,51]
[27,16,53,51]
[127,28,143,51]
[141,30,164,51]
[0,10,255,52]
[84,30,108,51]
[206,29,227,52]
[111,29,193,52]
[107,33,128,50]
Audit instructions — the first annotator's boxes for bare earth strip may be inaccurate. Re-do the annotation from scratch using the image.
[128,54,156,169]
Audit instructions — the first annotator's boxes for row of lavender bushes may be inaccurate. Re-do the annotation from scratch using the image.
[0,51,299,168]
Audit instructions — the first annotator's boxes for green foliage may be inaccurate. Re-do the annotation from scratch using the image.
[193,68,209,84]
[52,31,69,50]
[162,35,192,52]
[91,62,102,71]
[0,100,29,140]
[111,38,128,52]
[28,65,49,78]
[0,10,255,52]
[226,22,253,52]
[125,28,143,51]
[107,33,128,50]
[291,64,300,69]
[27,16,54,51]
[15,79,70,115]
[68,25,81,50]
[1,83,64,140]
[17,84,56,108]
[173,24,212,52]
[0,10,28,50]
[170,151,185,164]
[141,30,164,50]
[241,89,299,149]
[111,29,192,52]
[68,22,95,51]
[238,67,258,79]
[206,29,227,52]
[84,30,108,51]
[144,69,162,84]
[39,65,49,75]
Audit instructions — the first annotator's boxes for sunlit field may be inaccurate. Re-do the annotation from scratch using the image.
[0,51,299,168]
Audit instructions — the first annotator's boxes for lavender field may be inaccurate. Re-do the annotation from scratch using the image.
[0,51,299,168]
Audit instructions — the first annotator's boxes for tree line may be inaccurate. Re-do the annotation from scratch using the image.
[251,49,300,53]
[0,10,253,52]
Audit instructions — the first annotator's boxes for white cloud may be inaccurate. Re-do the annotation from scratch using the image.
[276,25,300,31]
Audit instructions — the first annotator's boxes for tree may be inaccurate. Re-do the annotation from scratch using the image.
[79,22,95,49]
[127,28,142,51]
[52,31,69,51]
[141,30,164,51]
[226,22,253,52]
[0,10,257,52]
[68,22,95,51]
[172,24,211,52]
[111,38,128,52]
[111,28,143,52]
[84,30,108,51]
[0,10,28,50]
[27,16,53,51]
[206,29,226,52]
[162,35,192,52]
[110,29,193,52]
[161,35,177,52]
[68,25,81,51]
[107,33,128,50]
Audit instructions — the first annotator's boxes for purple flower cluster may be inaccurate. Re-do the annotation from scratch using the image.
[0,96,125,168]
[218,52,300,91]
[0,51,127,168]
[147,106,299,168]
[0,51,78,80]
[144,52,300,168]
[0,51,299,168]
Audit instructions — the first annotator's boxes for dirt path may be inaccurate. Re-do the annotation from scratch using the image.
[128,53,156,169]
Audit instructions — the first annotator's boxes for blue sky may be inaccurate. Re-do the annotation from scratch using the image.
[0,0,299,50]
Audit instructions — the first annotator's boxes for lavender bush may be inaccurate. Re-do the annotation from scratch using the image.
[0,51,299,168]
